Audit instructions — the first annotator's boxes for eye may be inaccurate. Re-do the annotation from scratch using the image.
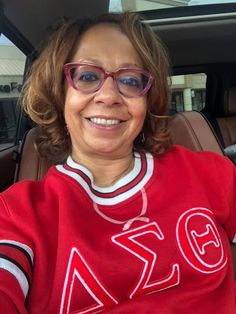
[119,76,141,88]
[76,71,99,82]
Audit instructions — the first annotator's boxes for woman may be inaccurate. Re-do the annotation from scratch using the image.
[0,12,235,313]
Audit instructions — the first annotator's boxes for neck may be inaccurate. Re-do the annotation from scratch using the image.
[71,151,135,187]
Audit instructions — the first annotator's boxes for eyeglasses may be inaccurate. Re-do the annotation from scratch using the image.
[64,63,154,98]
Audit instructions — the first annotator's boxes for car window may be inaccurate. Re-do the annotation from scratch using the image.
[170,73,206,112]
[109,0,236,12]
[0,34,26,151]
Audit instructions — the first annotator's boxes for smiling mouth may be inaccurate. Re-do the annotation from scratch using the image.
[88,117,122,126]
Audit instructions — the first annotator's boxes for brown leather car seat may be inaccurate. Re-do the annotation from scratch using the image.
[216,87,236,162]
[16,128,52,181]
[169,111,224,155]
[217,87,236,147]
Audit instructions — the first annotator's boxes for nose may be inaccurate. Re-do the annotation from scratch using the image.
[93,76,122,106]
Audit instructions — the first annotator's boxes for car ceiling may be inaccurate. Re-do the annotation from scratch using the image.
[0,0,109,50]
[1,0,236,68]
[152,13,236,67]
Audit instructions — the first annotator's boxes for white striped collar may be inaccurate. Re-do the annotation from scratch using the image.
[56,152,154,205]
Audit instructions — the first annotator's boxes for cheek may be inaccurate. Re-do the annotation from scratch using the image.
[63,98,73,126]
[64,89,75,116]
[131,99,147,123]
[64,89,90,121]
[64,94,82,130]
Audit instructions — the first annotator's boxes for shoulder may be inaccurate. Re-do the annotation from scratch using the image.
[0,166,60,212]
[152,145,235,184]
[156,144,234,167]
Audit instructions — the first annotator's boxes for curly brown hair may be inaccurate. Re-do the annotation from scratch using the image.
[22,12,172,163]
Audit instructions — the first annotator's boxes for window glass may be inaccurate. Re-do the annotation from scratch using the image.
[170,73,206,112]
[0,34,26,150]
[109,0,236,12]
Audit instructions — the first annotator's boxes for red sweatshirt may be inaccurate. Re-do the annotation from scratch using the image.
[0,145,235,313]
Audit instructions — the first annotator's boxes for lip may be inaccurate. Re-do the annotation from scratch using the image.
[84,115,126,121]
[84,115,126,130]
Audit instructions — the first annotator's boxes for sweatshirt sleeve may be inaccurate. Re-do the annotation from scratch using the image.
[216,157,236,243]
[0,291,20,314]
[0,195,32,313]
[228,165,236,243]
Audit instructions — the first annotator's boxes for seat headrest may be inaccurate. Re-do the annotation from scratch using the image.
[224,87,236,116]
[16,128,53,181]
[169,111,224,156]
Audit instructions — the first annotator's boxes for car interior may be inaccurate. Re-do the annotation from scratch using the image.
[0,0,236,273]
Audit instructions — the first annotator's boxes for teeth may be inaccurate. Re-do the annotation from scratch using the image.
[89,117,120,126]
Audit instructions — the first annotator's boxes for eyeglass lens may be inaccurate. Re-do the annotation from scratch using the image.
[69,65,150,97]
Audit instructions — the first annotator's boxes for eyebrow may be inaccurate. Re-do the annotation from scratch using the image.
[76,58,142,69]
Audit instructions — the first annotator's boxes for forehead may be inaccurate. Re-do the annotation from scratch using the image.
[71,23,143,67]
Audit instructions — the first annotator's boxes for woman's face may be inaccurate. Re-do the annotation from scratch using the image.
[64,23,147,161]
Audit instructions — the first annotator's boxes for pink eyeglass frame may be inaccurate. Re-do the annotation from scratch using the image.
[63,62,154,97]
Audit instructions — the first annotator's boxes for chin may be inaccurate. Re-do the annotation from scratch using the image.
[90,143,131,158]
